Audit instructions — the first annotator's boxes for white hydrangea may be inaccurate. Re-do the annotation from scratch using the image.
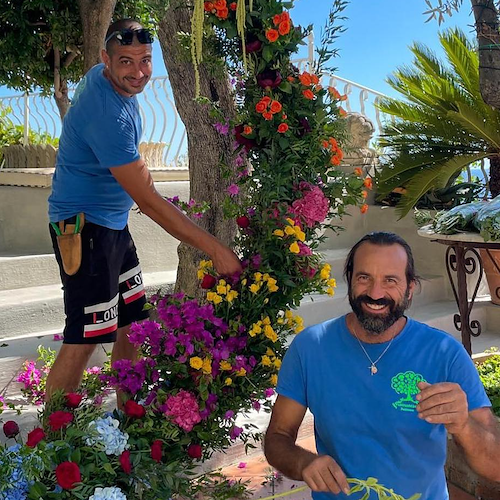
[89,486,127,500]
[85,416,129,455]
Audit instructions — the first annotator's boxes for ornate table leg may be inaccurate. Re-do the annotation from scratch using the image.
[445,245,482,355]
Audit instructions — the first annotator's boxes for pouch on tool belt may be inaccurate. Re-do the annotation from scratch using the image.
[51,213,85,276]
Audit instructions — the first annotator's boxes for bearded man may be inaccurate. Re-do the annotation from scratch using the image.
[264,232,500,500]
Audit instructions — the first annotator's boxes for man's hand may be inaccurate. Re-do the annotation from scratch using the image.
[416,381,469,434]
[210,242,242,277]
[301,455,350,495]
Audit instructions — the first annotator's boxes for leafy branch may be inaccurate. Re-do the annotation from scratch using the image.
[348,477,422,500]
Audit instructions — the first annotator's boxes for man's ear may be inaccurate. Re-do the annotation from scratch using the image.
[101,48,109,66]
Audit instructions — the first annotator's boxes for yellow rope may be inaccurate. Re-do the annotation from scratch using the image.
[236,0,248,71]
[190,0,204,96]
[256,485,308,500]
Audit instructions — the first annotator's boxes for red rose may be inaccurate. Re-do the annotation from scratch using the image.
[55,461,81,490]
[26,427,46,448]
[201,274,217,289]
[236,216,250,228]
[3,420,19,438]
[229,2,237,10]
[65,393,83,408]
[124,400,146,419]
[151,439,163,463]
[187,443,203,460]
[277,123,289,134]
[48,411,73,431]
[120,450,132,474]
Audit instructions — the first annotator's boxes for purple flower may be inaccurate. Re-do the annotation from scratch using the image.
[224,410,235,420]
[53,334,63,341]
[298,117,312,137]
[230,425,243,440]
[227,184,240,196]
[252,400,261,412]
[250,253,262,268]
[214,121,230,135]
[264,388,275,398]
[257,69,282,89]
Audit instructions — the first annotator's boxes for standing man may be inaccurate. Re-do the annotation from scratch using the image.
[46,19,242,398]
[264,232,500,499]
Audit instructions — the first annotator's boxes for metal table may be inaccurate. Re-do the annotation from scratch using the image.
[418,228,500,355]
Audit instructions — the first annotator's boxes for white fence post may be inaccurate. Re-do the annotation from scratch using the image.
[307,32,314,71]
[23,92,30,146]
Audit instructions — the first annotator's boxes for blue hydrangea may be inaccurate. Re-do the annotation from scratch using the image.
[0,444,30,500]
[89,486,127,500]
[85,416,129,455]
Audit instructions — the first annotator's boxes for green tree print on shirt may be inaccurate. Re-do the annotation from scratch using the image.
[391,371,427,412]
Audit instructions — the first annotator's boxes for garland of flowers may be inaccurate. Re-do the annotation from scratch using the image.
[0,2,400,500]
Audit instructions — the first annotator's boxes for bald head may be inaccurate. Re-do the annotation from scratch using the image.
[105,19,145,54]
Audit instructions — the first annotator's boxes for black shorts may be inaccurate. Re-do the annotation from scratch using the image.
[50,220,149,344]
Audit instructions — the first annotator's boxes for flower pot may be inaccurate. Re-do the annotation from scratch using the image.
[479,249,500,305]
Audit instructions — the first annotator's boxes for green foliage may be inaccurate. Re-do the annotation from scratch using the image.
[348,477,421,500]
[376,29,496,217]
[476,350,500,417]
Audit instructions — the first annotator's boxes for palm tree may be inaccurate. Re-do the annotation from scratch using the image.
[376,28,500,217]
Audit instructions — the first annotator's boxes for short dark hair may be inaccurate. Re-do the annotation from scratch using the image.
[343,232,421,288]
[105,19,143,52]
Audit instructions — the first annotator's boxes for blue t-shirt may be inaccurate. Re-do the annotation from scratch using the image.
[48,63,142,229]
[277,316,491,500]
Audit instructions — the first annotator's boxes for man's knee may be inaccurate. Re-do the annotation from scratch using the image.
[57,343,97,366]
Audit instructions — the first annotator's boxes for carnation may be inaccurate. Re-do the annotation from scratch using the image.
[291,183,330,227]
[89,486,127,500]
[86,416,129,455]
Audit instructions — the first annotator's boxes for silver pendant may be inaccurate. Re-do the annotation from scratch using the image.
[370,364,378,375]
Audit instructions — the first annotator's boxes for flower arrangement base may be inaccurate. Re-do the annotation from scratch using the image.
[479,249,500,306]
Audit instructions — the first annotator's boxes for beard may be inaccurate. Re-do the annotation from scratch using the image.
[349,288,411,335]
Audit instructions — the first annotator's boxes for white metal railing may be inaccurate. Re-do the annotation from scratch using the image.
[0,34,390,169]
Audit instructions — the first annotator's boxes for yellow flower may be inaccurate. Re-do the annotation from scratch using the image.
[264,325,278,342]
[264,298,269,304]
[285,217,295,226]
[289,242,300,254]
[212,294,223,304]
[217,284,228,295]
[202,357,212,375]
[241,278,248,286]
[197,269,205,279]
[250,283,260,294]
[267,278,279,292]
[295,228,306,242]
[274,358,282,369]
[190,357,203,370]
[206,292,215,302]
[262,317,271,325]
[261,355,272,367]
[249,322,262,336]
[277,318,284,324]
[226,290,239,302]
[327,278,337,287]
[266,347,275,356]
[225,377,233,386]
[295,324,304,333]
[254,272,263,282]
[285,310,293,319]
[326,287,335,296]
[270,374,278,386]
[273,229,284,237]
[294,315,304,326]
[320,264,331,280]
[262,273,271,282]
[285,226,296,236]
[236,367,247,377]
[220,360,232,371]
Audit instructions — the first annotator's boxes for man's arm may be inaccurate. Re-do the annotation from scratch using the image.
[110,158,242,276]
[264,395,350,495]
[417,381,500,482]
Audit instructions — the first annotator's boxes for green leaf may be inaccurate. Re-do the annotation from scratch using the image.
[262,45,273,62]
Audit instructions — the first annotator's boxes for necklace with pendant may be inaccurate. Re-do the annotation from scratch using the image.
[351,324,395,375]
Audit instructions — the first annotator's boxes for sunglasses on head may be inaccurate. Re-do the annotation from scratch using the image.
[105,28,154,46]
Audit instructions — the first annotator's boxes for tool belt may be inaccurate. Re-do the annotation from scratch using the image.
[51,213,85,276]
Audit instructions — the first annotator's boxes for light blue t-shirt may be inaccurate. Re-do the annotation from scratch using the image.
[277,316,491,500]
[48,63,142,229]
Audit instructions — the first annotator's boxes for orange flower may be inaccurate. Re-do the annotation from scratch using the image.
[287,76,295,82]
[354,167,363,177]
[329,137,338,149]
[361,190,368,199]
[310,74,319,85]
[299,72,312,86]
[360,204,369,214]
[255,101,267,114]
[280,11,290,22]
[204,2,215,12]
[265,29,279,43]
[263,112,273,121]
[217,7,229,18]
[270,100,282,113]
[363,177,373,190]
[302,89,315,100]
[261,96,272,105]
[277,123,289,133]
[282,113,287,120]
[316,84,323,91]
[329,86,341,99]
[229,2,237,10]
[330,155,341,166]
[278,20,291,36]
[339,107,347,117]
[273,14,282,26]
[336,148,344,161]
[214,0,226,8]
[243,125,253,135]
[322,140,329,149]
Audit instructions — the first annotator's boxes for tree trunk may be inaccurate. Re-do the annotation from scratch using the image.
[157,0,238,296]
[488,154,500,197]
[54,79,71,120]
[472,0,500,109]
[78,0,117,73]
